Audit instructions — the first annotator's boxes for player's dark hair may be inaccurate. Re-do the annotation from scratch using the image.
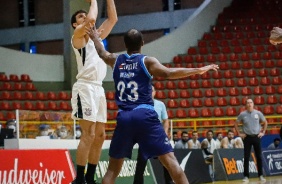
[71,10,87,29]
[124,29,143,52]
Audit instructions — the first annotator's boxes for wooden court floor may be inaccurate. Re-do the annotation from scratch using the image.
[206,175,282,184]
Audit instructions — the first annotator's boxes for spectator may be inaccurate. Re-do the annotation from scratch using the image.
[57,125,73,139]
[234,137,244,148]
[174,131,189,149]
[267,138,281,149]
[188,130,201,149]
[221,130,235,149]
[75,125,82,139]
[215,132,223,149]
[234,98,267,182]
[36,124,51,139]
[201,130,217,164]
[6,119,17,138]
[172,131,179,144]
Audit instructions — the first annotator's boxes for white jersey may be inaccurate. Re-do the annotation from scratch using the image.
[188,139,200,149]
[72,38,107,82]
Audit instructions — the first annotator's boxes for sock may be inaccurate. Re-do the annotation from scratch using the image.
[76,165,85,182]
[85,163,97,182]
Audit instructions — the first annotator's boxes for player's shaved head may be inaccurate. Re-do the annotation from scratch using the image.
[124,29,144,53]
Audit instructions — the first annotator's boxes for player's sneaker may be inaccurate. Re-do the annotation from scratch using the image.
[242,177,249,182]
[259,175,266,182]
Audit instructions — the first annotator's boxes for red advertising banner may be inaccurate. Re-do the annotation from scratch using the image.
[0,150,75,184]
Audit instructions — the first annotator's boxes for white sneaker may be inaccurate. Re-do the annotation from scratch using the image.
[242,177,249,182]
[259,175,266,182]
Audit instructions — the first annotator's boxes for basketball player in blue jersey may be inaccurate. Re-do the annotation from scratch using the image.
[87,26,219,184]
[70,0,117,183]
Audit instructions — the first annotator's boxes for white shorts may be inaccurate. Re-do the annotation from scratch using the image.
[71,80,107,123]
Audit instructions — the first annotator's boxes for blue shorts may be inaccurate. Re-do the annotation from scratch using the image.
[109,106,173,160]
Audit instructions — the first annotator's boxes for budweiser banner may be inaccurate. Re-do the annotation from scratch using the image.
[262,149,282,176]
[0,150,75,184]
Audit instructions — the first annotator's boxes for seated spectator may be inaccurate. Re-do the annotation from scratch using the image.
[174,131,189,149]
[234,137,244,148]
[201,130,217,164]
[215,132,223,149]
[188,130,201,149]
[6,119,17,138]
[36,124,56,139]
[221,130,235,148]
[75,125,81,139]
[56,125,73,139]
[172,131,179,144]
[267,138,281,149]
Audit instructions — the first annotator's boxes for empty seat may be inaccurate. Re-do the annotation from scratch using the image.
[201,108,212,117]
[260,77,271,86]
[213,107,224,117]
[198,40,207,47]
[217,88,227,97]
[229,97,240,106]
[254,61,263,69]
[154,81,165,90]
[204,98,215,107]
[212,72,222,79]
[224,70,233,78]
[11,102,22,110]
[47,101,58,111]
[35,101,46,111]
[267,95,277,104]
[251,52,261,60]
[249,78,259,86]
[192,89,203,98]
[229,53,239,61]
[179,90,190,98]
[166,81,176,89]
[0,112,5,121]
[59,101,72,111]
[263,106,274,115]
[237,78,247,87]
[176,109,187,118]
[190,81,200,89]
[226,107,237,116]
[201,80,212,88]
[25,82,36,91]
[13,91,22,100]
[0,101,11,110]
[23,101,34,110]
[272,77,282,85]
[276,105,282,114]
[0,73,8,81]
[179,99,189,108]
[1,82,12,90]
[225,79,235,87]
[229,87,239,96]
[247,69,256,77]
[183,55,194,63]
[241,87,251,96]
[107,101,118,110]
[233,46,243,53]
[255,45,265,53]
[199,48,208,55]
[254,96,265,105]
[270,68,280,76]
[188,108,199,118]
[192,99,203,107]
[173,56,182,64]
[235,70,244,78]
[57,91,70,100]
[167,99,178,108]
[253,86,264,95]
[217,97,227,106]
[187,47,197,55]
[177,81,188,89]
[205,89,215,97]
[20,74,32,82]
[6,112,16,120]
[213,79,224,88]
[231,62,240,69]
[23,91,34,100]
[258,69,268,77]
[201,72,211,79]
[211,47,220,55]
[278,86,282,94]
[155,91,166,99]
[242,61,252,69]
[219,63,229,70]
[167,110,175,119]
[35,91,46,100]
[167,90,178,99]
[0,91,11,100]
[9,74,19,82]
[265,86,276,94]
[265,60,275,68]
[218,54,228,62]
[13,82,23,91]
[189,74,199,80]
[263,52,272,60]
[241,53,250,61]
[244,46,254,53]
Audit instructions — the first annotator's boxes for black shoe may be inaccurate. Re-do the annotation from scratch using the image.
[71,178,87,184]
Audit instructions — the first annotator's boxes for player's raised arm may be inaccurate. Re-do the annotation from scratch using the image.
[87,25,117,68]
[144,56,219,80]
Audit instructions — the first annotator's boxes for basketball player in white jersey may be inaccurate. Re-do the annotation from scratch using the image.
[188,130,201,149]
[70,0,117,183]
[221,130,235,149]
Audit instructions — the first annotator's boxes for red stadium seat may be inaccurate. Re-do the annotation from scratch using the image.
[218,54,227,62]
[183,55,194,63]
[241,39,250,46]
[204,98,215,107]
[192,99,203,107]
[35,101,47,111]
[253,86,264,95]
[198,40,207,47]
[274,52,282,59]
[263,52,272,60]
[229,53,239,61]
[267,95,277,104]
[229,87,239,96]
[9,74,19,82]
[253,61,263,69]
[47,92,57,100]
[254,96,265,105]
[225,79,235,87]
[203,33,212,40]
[0,91,11,100]
[190,81,200,89]
[189,74,199,80]
[107,101,118,110]
[177,81,188,89]
[251,52,261,60]
[241,87,251,96]
[179,90,190,98]
[255,45,265,53]
[222,47,231,54]
[12,102,22,110]
[242,61,252,69]
[213,79,223,88]
[265,86,276,95]
[276,106,282,114]
[167,110,175,119]
[270,68,280,76]
[278,86,282,94]
[167,99,178,108]
[260,77,271,86]
[0,112,5,121]
[258,69,268,77]
[155,91,166,99]
[249,78,259,86]
[167,90,178,99]
[47,101,58,111]
[35,91,46,100]
[212,72,222,79]
[244,46,254,53]
[239,106,246,113]
[263,106,274,115]
[276,60,282,67]
[58,91,70,100]
[201,72,211,79]
[235,70,244,78]
[13,91,22,100]
[0,73,8,81]
[179,99,189,108]
[188,108,199,118]
[201,108,212,117]
[187,47,197,55]
[237,78,247,87]
[25,82,36,91]
[265,60,275,68]
[154,81,165,90]
[6,112,16,120]
[59,101,72,111]
[229,97,240,106]
[241,53,250,61]
[231,62,240,69]
[0,102,10,110]
[23,101,34,110]
[247,69,256,78]
[272,77,282,85]
[219,63,229,70]
[226,107,237,116]
[166,81,176,89]
[217,97,227,106]
[213,107,224,117]
[192,89,203,98]
[1,82,12,91]
[224,70,233,78]
[205,89,215,97]
[23,91,34,100]
[176,109,187,118]
[217,88,227,97]
[13,82,23,91]
[173,56,182,64]
[233,46,243,53]
[107,112,114,120]
[230,39,240,46]
[202,121,212,126]
[199,48,208,55]
[20,74,32,82]
[206,55,216,63]
[201,80,212,88]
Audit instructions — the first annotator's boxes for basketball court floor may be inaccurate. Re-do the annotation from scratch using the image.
[207,175,282,184]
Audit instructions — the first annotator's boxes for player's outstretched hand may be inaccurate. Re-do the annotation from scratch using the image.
[199,64,219,74]
[85,23,102,40]
[269,27,282,45]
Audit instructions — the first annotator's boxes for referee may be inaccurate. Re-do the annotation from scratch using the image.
[234,99,268,182]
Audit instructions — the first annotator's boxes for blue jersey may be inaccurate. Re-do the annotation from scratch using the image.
[113,53,153,110]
